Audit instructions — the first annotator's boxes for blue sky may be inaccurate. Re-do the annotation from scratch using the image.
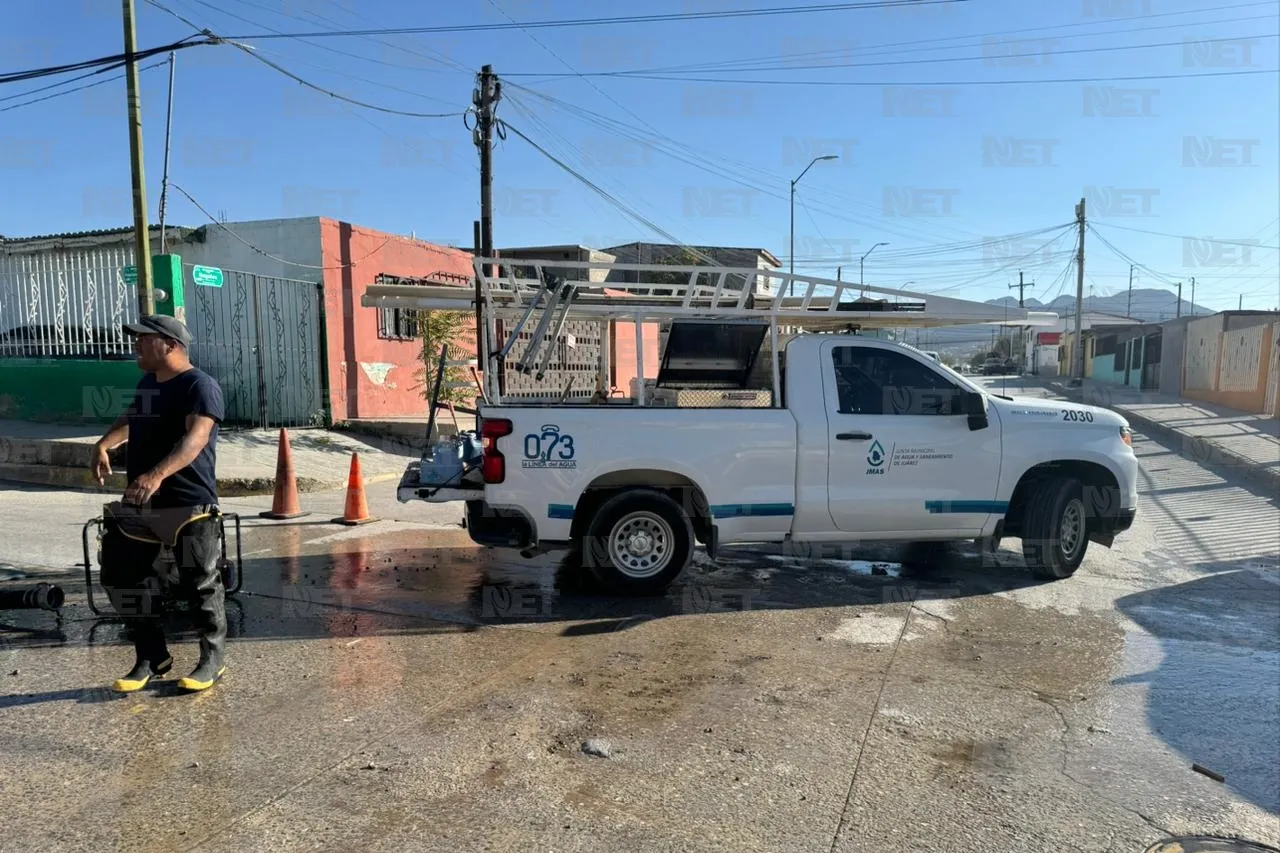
[2,0,1277,312]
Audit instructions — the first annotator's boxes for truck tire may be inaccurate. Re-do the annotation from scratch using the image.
[1020,477,1089,580]
[582,489,694,596]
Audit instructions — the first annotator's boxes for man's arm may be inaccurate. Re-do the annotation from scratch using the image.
[96,413,130,452]
[149,414,217,480]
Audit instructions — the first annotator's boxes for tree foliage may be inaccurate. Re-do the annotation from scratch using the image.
[413,310,475,406]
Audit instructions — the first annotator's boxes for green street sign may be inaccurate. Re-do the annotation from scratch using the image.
[122,265,137,285]
[192,265,224,288]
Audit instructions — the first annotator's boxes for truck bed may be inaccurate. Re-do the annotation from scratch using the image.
[481,404,801,547]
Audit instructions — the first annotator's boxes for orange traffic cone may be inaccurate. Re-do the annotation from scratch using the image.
[260,428,309,520]
[333,452,375,526]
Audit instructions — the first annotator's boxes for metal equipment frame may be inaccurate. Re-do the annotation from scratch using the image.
[80,511,244,617]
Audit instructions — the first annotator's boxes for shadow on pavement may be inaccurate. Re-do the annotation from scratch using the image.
[1115,563,1280,814]
[0,535,1047,654]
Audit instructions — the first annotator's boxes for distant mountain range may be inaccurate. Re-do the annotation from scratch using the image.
[981,287,1208,322]
[913,287,1213,356]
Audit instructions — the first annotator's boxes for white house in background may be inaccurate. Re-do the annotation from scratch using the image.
[602,242,783,297]
[1025,310,1141,376]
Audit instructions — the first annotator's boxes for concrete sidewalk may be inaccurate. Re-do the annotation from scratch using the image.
[0,419,426,496]
[1039,378,1280,494]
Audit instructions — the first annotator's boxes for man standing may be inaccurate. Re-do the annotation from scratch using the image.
[92,314,228,693]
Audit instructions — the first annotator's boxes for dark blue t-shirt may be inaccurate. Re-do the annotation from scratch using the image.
[126,367,225,508]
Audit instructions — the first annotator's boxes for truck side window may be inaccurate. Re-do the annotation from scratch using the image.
[831,346,962,415]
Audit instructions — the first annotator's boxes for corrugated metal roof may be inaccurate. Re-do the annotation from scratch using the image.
[0,224,180,244]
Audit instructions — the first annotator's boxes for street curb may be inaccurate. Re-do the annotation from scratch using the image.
[0,464,402,497]
[1038,380,1280,497]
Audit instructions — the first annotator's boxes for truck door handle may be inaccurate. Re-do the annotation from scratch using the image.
[836,431,873,441]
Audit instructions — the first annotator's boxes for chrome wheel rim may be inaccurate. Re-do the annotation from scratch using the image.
[609,512,674,579]
[1059,498,1085,559]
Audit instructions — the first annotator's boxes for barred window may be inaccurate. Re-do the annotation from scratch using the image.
[378,308,419,341]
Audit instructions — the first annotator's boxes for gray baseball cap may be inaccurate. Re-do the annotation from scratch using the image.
[123,314,192,347]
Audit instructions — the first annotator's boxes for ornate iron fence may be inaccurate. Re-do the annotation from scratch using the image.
[1,251,328,427]
[0,246,137,358]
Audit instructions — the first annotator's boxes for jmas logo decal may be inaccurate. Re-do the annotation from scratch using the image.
[522,424,577,469]
[866,439,887,475]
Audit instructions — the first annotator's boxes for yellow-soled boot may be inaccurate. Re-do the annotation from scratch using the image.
[112,655,173,693]
[177,656,225,692]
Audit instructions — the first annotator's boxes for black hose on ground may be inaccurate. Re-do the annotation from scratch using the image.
[0,582,65,611]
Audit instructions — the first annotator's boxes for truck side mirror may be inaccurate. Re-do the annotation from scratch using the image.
[963,391,989,431]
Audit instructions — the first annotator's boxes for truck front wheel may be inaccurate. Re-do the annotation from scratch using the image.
[1020,476,1089,580]
[582,489,694,596]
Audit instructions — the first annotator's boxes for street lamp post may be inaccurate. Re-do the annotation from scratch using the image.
[789,154,839,297]
[859,241,889,294]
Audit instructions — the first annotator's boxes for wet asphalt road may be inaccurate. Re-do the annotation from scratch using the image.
[1,378,1278,853]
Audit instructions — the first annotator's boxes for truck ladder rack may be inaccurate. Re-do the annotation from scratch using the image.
[369,259,1057,327]
[363,258,1058,408]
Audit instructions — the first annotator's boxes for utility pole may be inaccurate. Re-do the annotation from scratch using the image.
[1072,197,1086,382]
[836,266,841,281]
[1239,293,1243,310]
[1009,270,1035,307]
[157,51,176,247]
[123,0,154,316]
[473,65,501,392]
[474,65,500,278]
[1126,264,1134,318]
[1176,282,1182,318]
[1190,276,1196,316]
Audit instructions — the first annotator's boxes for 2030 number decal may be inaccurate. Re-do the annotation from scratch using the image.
[1061,409,1094,423]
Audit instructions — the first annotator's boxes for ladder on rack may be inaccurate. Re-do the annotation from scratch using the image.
[362,257,1059,407]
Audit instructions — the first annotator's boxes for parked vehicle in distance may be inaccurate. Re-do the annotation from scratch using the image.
[982,357,1006,375]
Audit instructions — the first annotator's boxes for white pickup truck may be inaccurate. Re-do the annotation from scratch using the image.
[404,334,1138,595]
[370,259,1137,596]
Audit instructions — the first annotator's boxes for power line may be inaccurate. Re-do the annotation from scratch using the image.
[145,0,464,111]
[217,0,969,40]
[1091,221,1280,251]
[1086,224,1182,286]
[564,67,1277,87]
[507,31,1279,78]
[1,62,141,103]
[0,61,167,113]
[545,1,1275,78]
[502,81,988,245]
[169,182,395,269]
[476,0,724,246]
[0,36,210,85]
[141,0,465,119]
[498,120,741,268]
[174,0,467,80]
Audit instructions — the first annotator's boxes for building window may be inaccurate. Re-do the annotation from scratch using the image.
[378,308,419,341]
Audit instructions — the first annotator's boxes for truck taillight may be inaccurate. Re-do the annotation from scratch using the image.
[480,418,513,483]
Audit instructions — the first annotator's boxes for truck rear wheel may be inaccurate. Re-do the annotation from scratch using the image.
[1020,477,1089,580]
[582,489,693,596]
